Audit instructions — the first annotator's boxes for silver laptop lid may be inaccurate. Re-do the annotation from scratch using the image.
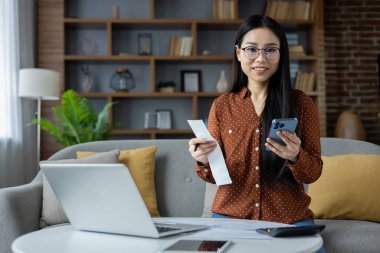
[41,163,160,238]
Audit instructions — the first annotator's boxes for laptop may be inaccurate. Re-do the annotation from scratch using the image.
[40,163,207,238]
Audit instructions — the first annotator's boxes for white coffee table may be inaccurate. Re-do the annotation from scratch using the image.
[12,219,323,253]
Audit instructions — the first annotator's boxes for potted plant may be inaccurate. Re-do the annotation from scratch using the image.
[32,89,115,147]
[157,81,176,93]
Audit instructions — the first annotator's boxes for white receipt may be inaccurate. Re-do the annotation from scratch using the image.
[187,120,232,186]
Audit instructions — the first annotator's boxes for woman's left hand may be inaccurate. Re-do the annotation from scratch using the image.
[265,131,301,163]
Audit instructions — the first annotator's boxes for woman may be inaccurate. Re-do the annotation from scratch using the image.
[189,15,323,228]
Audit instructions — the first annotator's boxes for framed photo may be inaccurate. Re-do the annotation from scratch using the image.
[181,70,202,92]
[138,33,152,55]
[156,110,172,130]
[144,112,157,129]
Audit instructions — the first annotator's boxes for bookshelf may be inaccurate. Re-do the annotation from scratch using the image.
[38,0,326,157]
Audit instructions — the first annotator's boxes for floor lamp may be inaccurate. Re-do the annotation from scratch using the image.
[19,68,60,164]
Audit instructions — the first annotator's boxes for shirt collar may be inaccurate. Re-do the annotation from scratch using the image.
[238,86,251,99]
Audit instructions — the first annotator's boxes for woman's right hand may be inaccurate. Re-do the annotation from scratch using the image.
[188,138,217,165]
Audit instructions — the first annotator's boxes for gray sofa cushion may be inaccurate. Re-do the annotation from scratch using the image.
[40,150,120,228]
[315,219,380,253]
[202,183,217,217]
[47,139,206,217]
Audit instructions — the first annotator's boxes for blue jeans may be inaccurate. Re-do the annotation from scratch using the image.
[211,213,326,253]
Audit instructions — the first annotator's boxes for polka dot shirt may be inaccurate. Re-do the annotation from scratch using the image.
[196,87,323,224]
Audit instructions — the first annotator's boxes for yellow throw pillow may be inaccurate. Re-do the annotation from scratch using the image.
[77,146,160,217]
[309,154,380,222]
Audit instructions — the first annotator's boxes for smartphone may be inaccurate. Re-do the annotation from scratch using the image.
[266,118,298,151]
[160,240,232,253]
[256,224,325,237]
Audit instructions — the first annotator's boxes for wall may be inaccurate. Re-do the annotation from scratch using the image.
[324,0,380,144]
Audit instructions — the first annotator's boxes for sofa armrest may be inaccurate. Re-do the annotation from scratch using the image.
[0,172,43,253]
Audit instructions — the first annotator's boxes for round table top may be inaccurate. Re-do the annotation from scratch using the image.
[12,219,323,253]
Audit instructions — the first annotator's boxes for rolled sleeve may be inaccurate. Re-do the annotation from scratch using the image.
[289,90,323,184]
[195,162,215,184]
[288,148,323,184]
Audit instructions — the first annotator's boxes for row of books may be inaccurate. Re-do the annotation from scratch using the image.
[169,36,193,56]
[286,32,299,46]
[289,45,306,56]
[212,0,236,20]
[265,0,315,20]
[294,71,315,92]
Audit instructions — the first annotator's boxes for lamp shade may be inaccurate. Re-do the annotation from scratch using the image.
[19,68,60,100]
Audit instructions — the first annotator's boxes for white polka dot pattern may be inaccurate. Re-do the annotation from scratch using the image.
[195,87,323,224]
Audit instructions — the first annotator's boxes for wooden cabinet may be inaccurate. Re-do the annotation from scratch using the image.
[61,0,326,140]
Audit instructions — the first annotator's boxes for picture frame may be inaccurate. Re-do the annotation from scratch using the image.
[181,70,202,92]
[138,33,152,56]
[144,112,157,129]
[156,110,172,130]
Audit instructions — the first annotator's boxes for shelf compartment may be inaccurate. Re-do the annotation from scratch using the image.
[155,0,213,19]
[112,23,192,57]
[155,62,233,93]
[65,22,108,56]
[238,0,266,19]
[65,61,150,93]
[198,97,214,124]
[197,29,236,56]
[112,97,193,130]
[65,0,150,19]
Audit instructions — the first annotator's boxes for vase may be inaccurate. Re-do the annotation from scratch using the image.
[109,68,135,92]
[216,70,229,93]
[81,74,93,93]
[335,111,366,140]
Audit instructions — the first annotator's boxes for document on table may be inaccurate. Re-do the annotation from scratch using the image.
[187,120,232,186]
[185,228,272,240]
[153,217,293,240]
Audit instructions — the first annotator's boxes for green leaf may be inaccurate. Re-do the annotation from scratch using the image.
[30,89,116,147]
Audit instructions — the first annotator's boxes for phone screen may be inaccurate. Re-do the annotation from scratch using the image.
[163,240,230,252]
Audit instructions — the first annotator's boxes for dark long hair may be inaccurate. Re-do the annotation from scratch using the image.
[232,15,297,187]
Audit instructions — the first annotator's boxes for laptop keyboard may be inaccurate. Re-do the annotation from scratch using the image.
[156,226,181,233]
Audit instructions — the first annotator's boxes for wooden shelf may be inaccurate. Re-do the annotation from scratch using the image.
[64,18,315,25]
[79,92,222,98]
[112,129,193,135]
[60,0,326,142]
[64,55,233,61]
[290,55,317,61]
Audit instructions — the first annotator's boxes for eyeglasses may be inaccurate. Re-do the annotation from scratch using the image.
[240,46,280,60]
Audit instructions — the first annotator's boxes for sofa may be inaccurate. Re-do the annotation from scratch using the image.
[0,137,379,253]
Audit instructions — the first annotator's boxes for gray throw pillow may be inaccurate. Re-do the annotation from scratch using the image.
[40,149,120,228]
[202,183,218,217]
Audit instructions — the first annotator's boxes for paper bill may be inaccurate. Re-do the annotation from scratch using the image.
[187,120,232,186]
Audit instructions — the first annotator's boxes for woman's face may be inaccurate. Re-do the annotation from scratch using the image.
[236,27,280,87]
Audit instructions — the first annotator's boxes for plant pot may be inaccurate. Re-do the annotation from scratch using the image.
[159,87,175,93]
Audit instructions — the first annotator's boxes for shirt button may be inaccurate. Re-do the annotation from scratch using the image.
[256,128,260,133]
[255,166,259,170]
[228,130,232,134]
[255,147,259,151]
[255,184,259,188]
[255,203,260,208]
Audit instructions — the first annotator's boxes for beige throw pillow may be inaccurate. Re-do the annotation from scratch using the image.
[40,150,120,228]
[309,154,380,222]
[77,146,160,217]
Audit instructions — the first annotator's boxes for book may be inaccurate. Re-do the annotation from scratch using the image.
[289,45,305,56]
